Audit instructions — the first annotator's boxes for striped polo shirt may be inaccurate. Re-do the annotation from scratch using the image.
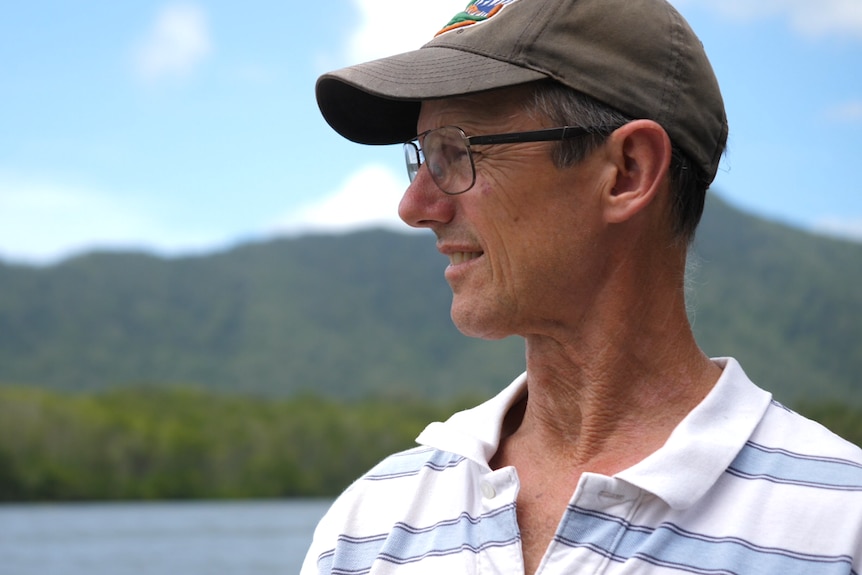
[301,358,862,574]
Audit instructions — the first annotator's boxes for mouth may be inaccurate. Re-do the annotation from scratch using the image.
[448,251,484,266]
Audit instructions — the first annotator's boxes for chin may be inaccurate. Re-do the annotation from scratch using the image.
[450,304,512,341]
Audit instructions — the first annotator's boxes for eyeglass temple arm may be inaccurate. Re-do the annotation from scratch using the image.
[467,126,596,146]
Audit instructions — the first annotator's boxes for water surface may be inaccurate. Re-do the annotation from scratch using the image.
[0,499,330,575]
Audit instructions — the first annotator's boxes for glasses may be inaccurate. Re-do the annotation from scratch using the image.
[403,125,608,195]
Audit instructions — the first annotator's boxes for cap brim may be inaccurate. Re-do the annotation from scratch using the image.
[316,46,548,145]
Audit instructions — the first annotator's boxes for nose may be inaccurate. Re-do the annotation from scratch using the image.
[398,166,456,229]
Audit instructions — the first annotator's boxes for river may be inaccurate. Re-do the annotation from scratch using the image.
[0,499,330,575]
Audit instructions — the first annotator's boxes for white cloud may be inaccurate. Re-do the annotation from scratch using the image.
[812,216,862,242]
[134,3,211,83]
[0,176,223,265]
[271,165,415,237]
[824,100,862,123]
[672,0,862,39]
[0,164,416,265]
[347,0,466,62]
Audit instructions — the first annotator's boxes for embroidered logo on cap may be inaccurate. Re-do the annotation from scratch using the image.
[435,0,521,37]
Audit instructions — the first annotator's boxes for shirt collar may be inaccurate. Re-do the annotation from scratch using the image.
[416,358,772,510]
[616,357,772,509]
[416,372,527,468]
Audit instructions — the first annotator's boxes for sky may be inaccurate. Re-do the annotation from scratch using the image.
[1,0,860,265]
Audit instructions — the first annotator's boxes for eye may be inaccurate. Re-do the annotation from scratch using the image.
[440,141,468,164]
[428,154,447,181]
[420,127,474,193]
[425,137,461,178]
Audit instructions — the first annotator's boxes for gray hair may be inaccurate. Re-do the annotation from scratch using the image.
[524,80,712,244]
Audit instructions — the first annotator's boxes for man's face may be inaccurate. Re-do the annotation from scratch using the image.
[398,86,614,341]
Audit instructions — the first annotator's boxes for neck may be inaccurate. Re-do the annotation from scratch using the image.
[506,249,720,473]
[520,335,717,471]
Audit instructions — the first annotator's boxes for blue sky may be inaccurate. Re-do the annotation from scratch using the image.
[1,0,860,264]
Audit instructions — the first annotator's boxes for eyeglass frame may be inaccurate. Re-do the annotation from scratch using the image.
[403,125,613,195]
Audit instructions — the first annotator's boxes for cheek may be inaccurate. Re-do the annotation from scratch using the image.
[470,188,567,277]
[514,207,594,290]
[469,178,532,239]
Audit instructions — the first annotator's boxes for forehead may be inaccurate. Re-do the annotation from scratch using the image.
[416,84,539,133]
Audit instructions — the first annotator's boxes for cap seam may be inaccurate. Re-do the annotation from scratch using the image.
[420,42,551,84]
[660,9,683,138]
[512,0,556,66]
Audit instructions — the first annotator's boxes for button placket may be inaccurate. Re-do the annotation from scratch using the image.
[544,475,642,573]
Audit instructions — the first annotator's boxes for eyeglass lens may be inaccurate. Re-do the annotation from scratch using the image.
[403,127,476,195]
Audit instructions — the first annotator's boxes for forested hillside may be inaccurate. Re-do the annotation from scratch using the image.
[0,194,860,406]
[691,197,862,402]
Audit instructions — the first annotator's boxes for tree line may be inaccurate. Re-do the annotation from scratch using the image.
[1,384,859,502]
[0,384,479,501]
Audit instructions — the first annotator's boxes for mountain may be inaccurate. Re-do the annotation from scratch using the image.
[0,194,859,405]
[690,197,862,403]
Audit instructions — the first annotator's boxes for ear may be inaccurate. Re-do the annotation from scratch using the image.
[602,120,672,225]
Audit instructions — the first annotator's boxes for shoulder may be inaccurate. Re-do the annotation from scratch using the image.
[712,358,862,473]
[302,445,483,569]
[727,399,862,527]
[717,400,862,564]
[748,399,862,467]
[732,399,862,493]
[361,444,471,480]
[323,444,477,524]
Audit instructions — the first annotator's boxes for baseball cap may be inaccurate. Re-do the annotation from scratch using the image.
[315,0,728,182]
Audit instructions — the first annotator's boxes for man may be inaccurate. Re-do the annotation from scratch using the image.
[303,0,862,573]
